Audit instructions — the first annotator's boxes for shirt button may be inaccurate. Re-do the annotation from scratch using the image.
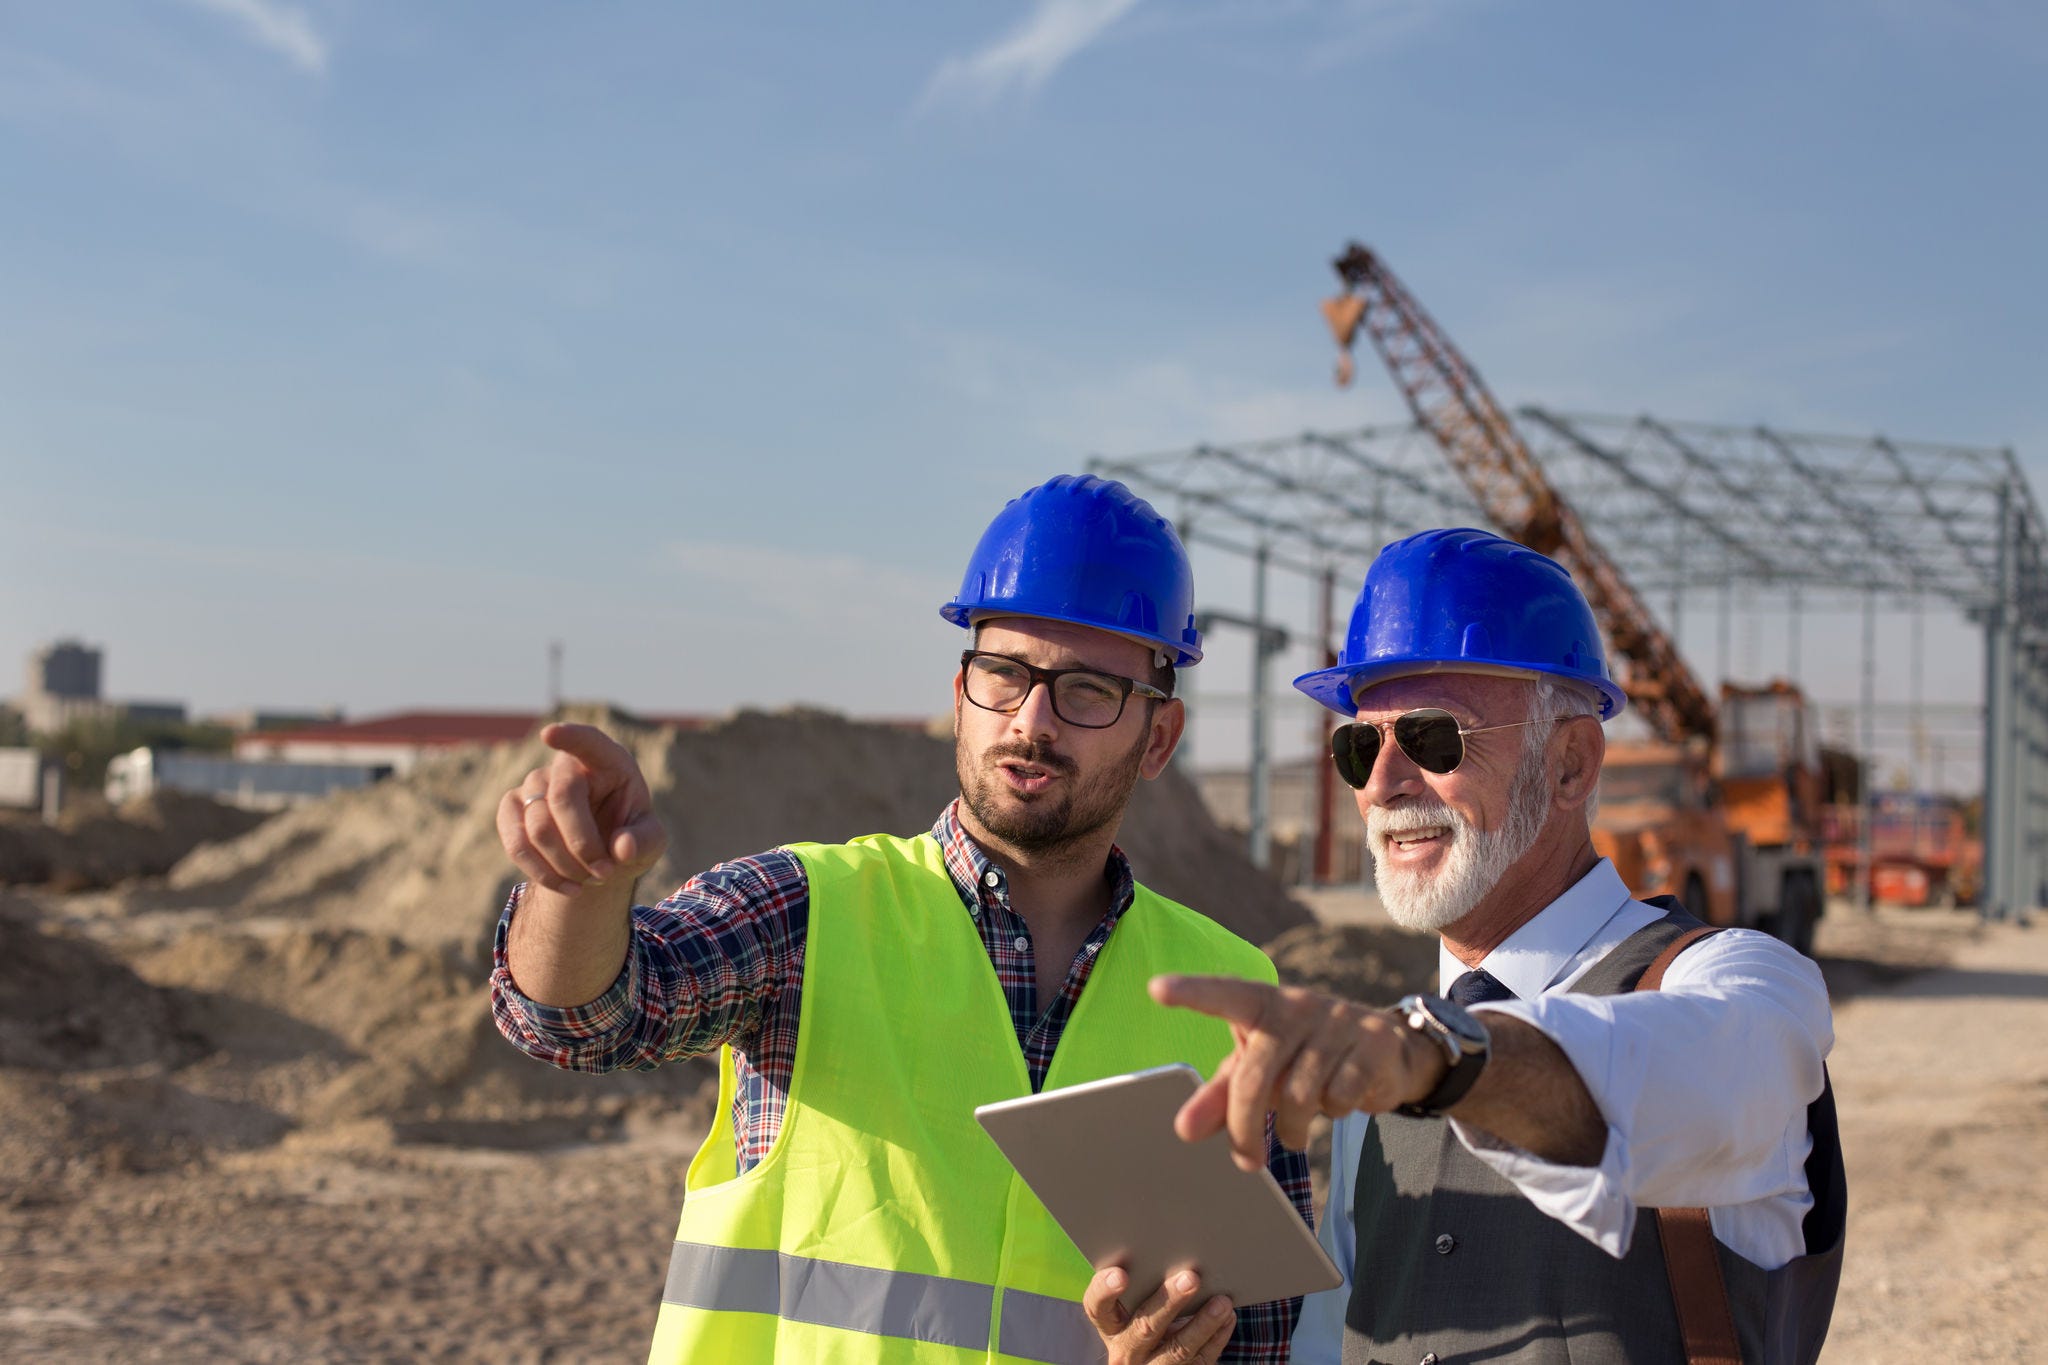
[1013,935,1029,951]
[983,870,1000,888]
[1433,1234,1456,1255]
[1085,942,1099,954]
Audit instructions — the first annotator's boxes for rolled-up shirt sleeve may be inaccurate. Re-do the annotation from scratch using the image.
[489,849,809,1073]
[1450,928,1832,1264]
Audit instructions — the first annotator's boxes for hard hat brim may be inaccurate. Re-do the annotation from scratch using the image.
[940,604,1201,666]
[1292,659,1625,720]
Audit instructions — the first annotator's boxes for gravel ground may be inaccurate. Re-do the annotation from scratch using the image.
[3,901,2039,1362]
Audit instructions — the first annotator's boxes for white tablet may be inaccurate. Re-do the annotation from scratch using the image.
[974,1063,1340,1310]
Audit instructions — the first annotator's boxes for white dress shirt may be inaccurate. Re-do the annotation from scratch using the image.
[1292,858,1833,1363]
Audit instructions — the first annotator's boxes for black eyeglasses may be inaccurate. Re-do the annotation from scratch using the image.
[1330,709,1567,788]
[960,650,1170,730]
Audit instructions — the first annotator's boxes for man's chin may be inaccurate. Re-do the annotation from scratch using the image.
[1374,874,1478,934]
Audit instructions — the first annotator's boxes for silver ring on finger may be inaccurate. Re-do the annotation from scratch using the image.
[522,792,547,808]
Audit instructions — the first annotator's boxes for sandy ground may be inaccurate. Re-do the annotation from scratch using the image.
[1818,906,2048,1362]
[4,898,2042,1362]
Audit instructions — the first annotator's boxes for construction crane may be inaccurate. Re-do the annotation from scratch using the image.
[1321,242,1824,953]
[1321,242,1715,744]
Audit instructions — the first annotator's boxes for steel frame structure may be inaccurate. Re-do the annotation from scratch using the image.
[1091,413,2048,917]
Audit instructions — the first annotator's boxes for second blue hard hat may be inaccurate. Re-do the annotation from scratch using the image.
[941,474,1203,666]
[1294,527,1625,718]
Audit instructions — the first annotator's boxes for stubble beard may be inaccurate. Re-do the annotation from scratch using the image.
[1368,734,1554,934]
[956,726,1150,861]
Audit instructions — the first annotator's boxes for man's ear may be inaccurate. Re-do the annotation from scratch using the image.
[1139,698,1187,780]
[1553,715,1604,812]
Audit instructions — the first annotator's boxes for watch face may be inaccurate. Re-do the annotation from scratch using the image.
[1421,996,1489,1052]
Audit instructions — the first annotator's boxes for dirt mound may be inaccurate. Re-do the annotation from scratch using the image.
[0,899,715,1198]
[0,895,234,1197]
[129,922,712,1131]
[0,896,203,1072]
[0,790,270,891]
[150,706,1312,956]
[5,708,1307,1193]
[1265,920,1439,1001]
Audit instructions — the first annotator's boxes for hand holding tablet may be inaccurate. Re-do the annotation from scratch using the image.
[974,1063,1340,1314]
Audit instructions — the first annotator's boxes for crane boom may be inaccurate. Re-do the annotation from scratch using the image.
[1324,242,1717,744]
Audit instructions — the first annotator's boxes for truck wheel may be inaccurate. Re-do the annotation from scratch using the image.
[1776,871,1821,958]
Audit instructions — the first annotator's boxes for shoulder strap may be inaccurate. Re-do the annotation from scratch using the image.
[1636,922,1743,1365]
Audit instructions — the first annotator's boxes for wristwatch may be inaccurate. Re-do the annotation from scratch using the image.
[1389,994,1491,1118]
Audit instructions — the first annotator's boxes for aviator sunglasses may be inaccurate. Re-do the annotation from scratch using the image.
[1329,709,1568,788]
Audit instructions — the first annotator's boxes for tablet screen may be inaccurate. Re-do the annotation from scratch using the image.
[975,1064,1340,1310]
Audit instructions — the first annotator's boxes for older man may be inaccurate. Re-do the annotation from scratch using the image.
[1120,529,1843,1364]
[492,474,1308,1365]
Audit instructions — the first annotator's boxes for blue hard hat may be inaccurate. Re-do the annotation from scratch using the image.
[1293,527,1625,719]
[941,474,1203,666]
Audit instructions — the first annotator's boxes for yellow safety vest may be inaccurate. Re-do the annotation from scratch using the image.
[648,832,1275,1364]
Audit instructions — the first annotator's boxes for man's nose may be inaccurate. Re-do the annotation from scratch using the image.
[1357,724,1425,806]
[1009,681,1061,739]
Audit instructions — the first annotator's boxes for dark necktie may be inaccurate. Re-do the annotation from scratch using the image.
[1447,968,1516,1007]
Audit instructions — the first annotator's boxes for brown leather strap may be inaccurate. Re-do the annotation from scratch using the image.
[1639,924,1718,992]
[1639,924,1744,1364]
[1655,1206,1743,1365]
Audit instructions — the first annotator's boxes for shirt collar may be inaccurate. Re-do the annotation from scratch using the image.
[932,799,1137,920]
[1436,857,1637,998]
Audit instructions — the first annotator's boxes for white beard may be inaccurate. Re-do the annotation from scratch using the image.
[1368,745,1553,933]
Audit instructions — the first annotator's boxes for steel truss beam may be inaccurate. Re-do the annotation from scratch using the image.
[1097,413,2044,624]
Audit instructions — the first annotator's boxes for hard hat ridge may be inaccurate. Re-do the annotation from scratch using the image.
[942,474,1204,666]
[1293,527,1626,718]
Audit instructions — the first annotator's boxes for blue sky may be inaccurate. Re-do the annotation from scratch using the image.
[3,2,2042,782]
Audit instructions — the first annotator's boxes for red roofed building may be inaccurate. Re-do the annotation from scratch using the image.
[233,710,711,776]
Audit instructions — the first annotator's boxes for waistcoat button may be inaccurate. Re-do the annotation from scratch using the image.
[1434,1233,1456,1255]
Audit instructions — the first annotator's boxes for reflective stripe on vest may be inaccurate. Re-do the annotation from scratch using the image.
[662,1241,1102,1362]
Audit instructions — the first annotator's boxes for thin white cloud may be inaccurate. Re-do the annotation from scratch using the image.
[923,0,1144,108]
[182,0,329,76]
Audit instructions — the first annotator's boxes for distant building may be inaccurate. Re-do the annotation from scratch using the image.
[233,710,546,775]
[15,639,188,734]
[207,707,347,734]
[227,709,703,776]
[28,640,100,702]
[0,747,43,810]
[106,747,389,812]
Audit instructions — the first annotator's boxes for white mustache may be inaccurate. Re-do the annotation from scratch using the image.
[1367,803,1462,843]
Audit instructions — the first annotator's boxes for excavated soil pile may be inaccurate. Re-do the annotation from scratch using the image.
[0,791,270,891]
[1266,920,1438,1000]
[8,707,1310,1199]
[0,894,215,1196]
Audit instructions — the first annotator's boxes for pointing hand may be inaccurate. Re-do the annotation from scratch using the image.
[497,722,667,895]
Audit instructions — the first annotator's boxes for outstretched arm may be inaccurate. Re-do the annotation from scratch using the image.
[1148,975,1604,1169]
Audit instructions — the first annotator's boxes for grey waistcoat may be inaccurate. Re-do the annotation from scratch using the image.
[1342,909,1844,1365]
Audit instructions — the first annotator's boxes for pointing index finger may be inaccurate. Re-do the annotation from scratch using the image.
[541,722,627,769]
[1150,974,1278,1028]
